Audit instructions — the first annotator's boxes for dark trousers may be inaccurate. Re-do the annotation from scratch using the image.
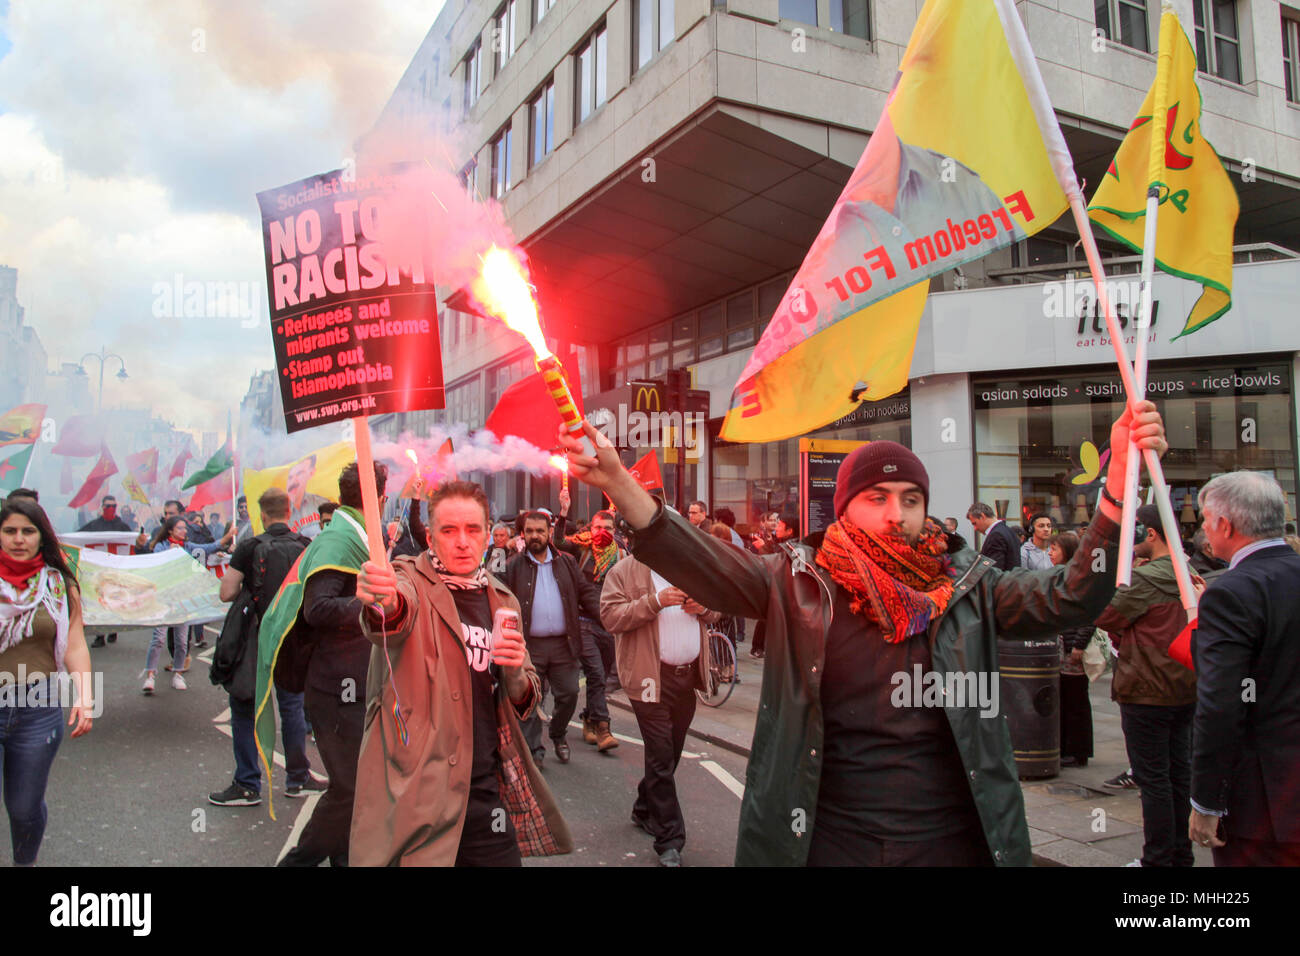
[229,688,310,793]
[752,620,766,655]
[1214,836,1300,867]
[807,823,992,867]
[629,662,698,854]
[279,686,364,867]
[1121,701,1195,867]
[1059,673,1094,761]
[576,618,609,724]
[521,637,579,757]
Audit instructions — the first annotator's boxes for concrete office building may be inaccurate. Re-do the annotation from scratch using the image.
[367,0,1300,530]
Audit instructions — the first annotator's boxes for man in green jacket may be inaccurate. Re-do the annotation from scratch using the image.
[559,401,1168,866]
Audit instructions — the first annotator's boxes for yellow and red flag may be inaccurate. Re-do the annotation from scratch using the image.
[122,472,150,506]
[126,447,159,487]
[1087,10,1237,339]
[721,0,1069,442]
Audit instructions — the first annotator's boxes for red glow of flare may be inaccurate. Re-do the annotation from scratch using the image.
[471,245,551,360]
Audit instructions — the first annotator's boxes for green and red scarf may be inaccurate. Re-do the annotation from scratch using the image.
[566,529,620,581]
[816,517,956,643]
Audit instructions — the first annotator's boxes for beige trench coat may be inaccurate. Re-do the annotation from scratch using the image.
[350,552,572,866]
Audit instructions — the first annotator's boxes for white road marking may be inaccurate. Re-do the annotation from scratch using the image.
[277,792,323,864]
[699,760,746,799]
[213,708,231,723]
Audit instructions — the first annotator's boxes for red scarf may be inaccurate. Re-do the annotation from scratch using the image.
[0,552,46,591]
[168,534,186,547]
[816,517,956,643]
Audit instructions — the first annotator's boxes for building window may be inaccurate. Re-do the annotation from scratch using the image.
[575,25,608,124]
[528,80,555,168]
[534,0,556,26]
[1284,14,1300,104]
[496,0,519,72]
[779,0,818,27]
[463,41,482,113]
[633,0,675,72]
[1193,0,1241,84]
[829,0,871,40]
[490,126,513,198]
[1094,0,1149,53]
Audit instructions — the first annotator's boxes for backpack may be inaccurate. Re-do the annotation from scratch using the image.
[209,530,309,700]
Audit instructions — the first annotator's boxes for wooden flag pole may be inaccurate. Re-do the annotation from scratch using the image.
[351,416,386,563]
[995,0,1198,619]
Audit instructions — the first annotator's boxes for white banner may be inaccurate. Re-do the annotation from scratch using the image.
[73,547,226,628]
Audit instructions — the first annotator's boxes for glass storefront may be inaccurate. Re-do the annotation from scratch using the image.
[972,360,1297,539]
[710,390,912,533]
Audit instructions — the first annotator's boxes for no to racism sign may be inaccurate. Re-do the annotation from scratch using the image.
[257,167,445,433]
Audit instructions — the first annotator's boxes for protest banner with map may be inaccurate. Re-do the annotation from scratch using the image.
[73,547,225,629]
[256,167,445,433]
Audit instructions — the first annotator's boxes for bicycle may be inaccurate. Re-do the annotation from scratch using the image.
[695,628,738,707]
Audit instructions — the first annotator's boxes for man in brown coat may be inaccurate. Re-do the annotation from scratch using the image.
[353,480,572,866]
[601,552,718,866]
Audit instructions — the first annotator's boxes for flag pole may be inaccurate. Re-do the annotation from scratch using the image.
[994,0,1198,619]
[351,416,386,564]
[1117,4,1176,585]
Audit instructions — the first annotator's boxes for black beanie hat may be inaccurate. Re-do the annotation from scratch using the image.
[833,441,930,518]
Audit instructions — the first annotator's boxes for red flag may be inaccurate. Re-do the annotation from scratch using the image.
[127,447,159,486]
[484,360,583,452]
[68,446,119,508]
[52,415,101,457]
[627,450,664,494]
[168,448,193,482]
[1169,619,1195,671]
[188,470,235,513]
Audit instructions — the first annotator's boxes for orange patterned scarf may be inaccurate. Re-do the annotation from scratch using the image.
[816,517,956,643]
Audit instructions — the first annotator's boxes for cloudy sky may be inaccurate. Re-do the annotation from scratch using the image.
[0,0,443,437]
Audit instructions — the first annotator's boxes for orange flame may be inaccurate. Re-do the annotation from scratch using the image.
[471,245,552,360]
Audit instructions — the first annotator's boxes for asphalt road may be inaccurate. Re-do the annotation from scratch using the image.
[1,626,745,868]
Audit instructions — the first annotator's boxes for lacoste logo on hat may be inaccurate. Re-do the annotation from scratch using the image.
[883,464,898,473]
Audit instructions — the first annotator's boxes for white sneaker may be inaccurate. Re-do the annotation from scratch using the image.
[171,672,188,691]
[1125,858,1142,867]
[141,673,155,695]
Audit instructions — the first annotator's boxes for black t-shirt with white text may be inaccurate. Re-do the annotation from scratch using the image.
[450,588,517,852]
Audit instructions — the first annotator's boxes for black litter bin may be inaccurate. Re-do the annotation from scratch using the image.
[997,638,1060,779]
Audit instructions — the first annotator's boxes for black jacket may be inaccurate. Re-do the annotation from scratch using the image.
[1191,543,1300,842]
[979,521,1022,572]
[503,545,601,660]
[302,569,371,696]
[79,515,132,532]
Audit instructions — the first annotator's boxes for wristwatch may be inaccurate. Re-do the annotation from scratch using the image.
[1100,483,1123,508]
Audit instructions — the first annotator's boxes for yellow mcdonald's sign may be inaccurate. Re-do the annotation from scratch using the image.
[634,386,661,413]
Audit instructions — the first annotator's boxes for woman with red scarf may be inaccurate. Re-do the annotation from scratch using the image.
[0,497,94,865]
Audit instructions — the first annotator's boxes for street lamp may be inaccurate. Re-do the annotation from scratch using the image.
[78,347,128,411]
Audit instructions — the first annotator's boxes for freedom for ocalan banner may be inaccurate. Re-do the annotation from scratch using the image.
[256,167,445,433]
[73,547,225,629]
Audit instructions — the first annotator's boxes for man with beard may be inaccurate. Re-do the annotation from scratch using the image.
[504,511,603,764]
[559,400,1168,866]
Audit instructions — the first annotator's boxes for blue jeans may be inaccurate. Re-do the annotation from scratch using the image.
[145,625,187,673]
[0,682,63,864]
[229,689,310,793]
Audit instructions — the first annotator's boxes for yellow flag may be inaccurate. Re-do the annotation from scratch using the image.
[1088,10,1238,339]
[122,472,150,506]
[721,0,1068,442]
[242,441,356,534]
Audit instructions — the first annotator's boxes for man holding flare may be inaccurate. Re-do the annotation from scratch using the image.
[557,402,1168,866]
